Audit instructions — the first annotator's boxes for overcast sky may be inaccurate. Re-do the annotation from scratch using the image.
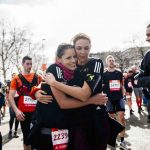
[0,0,150,62]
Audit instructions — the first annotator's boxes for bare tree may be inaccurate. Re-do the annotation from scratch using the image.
[127,34,147,59]
[137,46,149,59]
[0,20,35,83]
[90,49,129,72]
[27,42,48,73]
[10,28,32,72]
[113,51,129,72]
[0,20,15,83]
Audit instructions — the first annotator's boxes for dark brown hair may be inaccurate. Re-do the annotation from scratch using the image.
[22,56,32,64]
[56,43,74,58]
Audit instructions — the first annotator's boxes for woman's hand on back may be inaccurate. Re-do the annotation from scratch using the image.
[89,93,108,105]
[35,90,53,104]
[44,73,56,86]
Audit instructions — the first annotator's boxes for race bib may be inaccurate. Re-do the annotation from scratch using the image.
[109,80,121,91]
[24,96,37,105]
[51,128,68,150]
[128,82,132,88]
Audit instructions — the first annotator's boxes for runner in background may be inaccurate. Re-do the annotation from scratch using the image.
[131,65,143,114]
[0,88,5,120]
[103,55,127,150]
[9,56,43,150]
[0,82,2,150]
[6,73,20,139]
[124,69,134,115]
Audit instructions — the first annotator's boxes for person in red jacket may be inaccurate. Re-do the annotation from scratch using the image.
[8,56,48,150]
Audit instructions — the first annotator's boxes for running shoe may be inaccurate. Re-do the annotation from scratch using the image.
[147,115,150,123]
[130,110,133,115]
[138,108,141,114]
[8,131,12,139]
[140,107,144,112]
[14,131,19,138]
[130,109,134,115]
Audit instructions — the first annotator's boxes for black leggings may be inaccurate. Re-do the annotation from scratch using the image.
[0,132,2,150]
[9,107,19,131]
[20,112,33,145]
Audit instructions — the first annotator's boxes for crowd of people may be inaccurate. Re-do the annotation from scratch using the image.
[0,24,150,150]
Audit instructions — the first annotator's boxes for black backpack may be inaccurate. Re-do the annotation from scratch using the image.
[16,73,38,96]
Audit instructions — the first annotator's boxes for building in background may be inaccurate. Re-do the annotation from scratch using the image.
[90,46,150,71]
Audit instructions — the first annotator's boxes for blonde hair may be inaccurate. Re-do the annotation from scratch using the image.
[105,55,115,63]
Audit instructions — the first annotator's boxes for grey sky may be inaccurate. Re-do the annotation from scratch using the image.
[0,0,150,63]
[0,0,50,5]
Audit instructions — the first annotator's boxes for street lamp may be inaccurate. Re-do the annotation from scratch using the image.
[29,42,31,51]
[41,39,47,71]
[42,39,46,51]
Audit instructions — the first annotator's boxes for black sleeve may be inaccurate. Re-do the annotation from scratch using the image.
[85,74,102,93]
[140,50,150,74]
[85,59,104,93]
[41,64,64,96]
[46,64,64,82]
[137,51,150,87]
[142,88,150,99]
[124,78,128,89]
[119,71,123,82]
[138,76,150,87]
[102,71,107,93]
[90,58,104,75]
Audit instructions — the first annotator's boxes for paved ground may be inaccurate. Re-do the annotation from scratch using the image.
[108,97,150,150]
[1,96,150,150]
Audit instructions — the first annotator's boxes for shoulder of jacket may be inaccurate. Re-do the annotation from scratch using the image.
[89,58,103,64]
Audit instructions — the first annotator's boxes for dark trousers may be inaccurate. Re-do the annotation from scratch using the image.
[9,107,19,132]
[0,132,2,150]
